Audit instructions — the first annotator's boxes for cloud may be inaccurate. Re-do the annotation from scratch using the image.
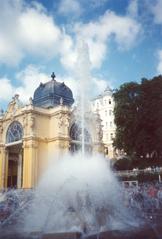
[0,0,141,73]
[73,10,141,68]
[18,6,62,58]
[0,63,109,108]
[0,65,49,105]
[157,49,162,74]
[0,66,77,105]
[92,77,108,94]
[57,0,107,17]
[58,0,83,17]
[0,0,73,66]
[127,0,138,18]
[151,0,162,24]
[0,78,14,101]
[15,65,49,102]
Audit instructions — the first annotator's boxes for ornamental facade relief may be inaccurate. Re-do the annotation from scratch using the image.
[95,113,103,141]
[57,112,70,136]
[0,123,3,142]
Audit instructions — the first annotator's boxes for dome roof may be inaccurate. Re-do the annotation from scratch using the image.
[93,86,113,100]
[33,73,74,108]
[102,86,113,96]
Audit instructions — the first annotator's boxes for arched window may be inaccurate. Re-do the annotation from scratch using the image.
[70,123,91,143]
[6,121,23,144]
[70,122,92,152]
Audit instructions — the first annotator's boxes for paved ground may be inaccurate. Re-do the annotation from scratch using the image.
[0,223,162,239]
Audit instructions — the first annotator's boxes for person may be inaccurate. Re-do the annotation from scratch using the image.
[157,187,162,209]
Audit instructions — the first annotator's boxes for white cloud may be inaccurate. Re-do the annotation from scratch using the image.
[0,0,73,66]
[0,62,110,109]
[151,0,162,24]
[58,0,82,16]
[18,8,61,58]
[73,10,141,68]
[157,49,162,74]
[127,0,138,18]
[0,65,49,104]
[0,78,14,101]
[15,65,49,102]
[0,0,141,72]
[0,36,23,66]
[0,66,78,105]
[92,77,108,95]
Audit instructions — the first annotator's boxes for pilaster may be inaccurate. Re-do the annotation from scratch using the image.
[17,149,23,189]
[22,140,38,189]
[0,146,6,189]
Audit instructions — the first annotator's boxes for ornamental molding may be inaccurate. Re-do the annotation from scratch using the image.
[23,135,70,143]
[57,112,70,128]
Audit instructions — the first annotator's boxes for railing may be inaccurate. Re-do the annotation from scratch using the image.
[114,167,162,177]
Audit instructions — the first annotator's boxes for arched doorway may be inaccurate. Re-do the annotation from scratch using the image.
[5,121,23,188]
[70,122,92,153]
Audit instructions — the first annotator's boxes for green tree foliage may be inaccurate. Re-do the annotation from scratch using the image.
[113,76,162,165]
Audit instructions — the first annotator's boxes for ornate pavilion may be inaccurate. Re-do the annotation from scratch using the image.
[0,73,103,189]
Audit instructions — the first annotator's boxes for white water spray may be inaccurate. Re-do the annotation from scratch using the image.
[76,41,91,158]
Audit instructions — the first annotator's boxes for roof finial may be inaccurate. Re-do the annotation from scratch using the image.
[51,72,56,81]
[60,97,63,106]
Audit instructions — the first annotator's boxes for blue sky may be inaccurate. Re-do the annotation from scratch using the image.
[0,0,162,109]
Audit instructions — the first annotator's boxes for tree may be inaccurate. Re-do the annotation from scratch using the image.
[113,76,162,166]
[113,82,140,155]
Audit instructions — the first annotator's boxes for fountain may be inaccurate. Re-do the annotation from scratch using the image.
[0,42,160,239]
[75,41,91,159]
[23,41,135,237]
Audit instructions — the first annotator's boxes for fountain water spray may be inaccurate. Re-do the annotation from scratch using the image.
[21,41,138,235]
[75,40,91,158]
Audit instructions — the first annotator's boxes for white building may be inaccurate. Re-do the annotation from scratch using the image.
[91,86,116,159]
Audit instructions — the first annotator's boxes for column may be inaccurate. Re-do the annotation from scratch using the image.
[0,146,6,189]
[4,148,8,188]
[17,149,23,189]
[22,141,38,189]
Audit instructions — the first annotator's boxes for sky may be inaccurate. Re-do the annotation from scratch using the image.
[0,0,162,109]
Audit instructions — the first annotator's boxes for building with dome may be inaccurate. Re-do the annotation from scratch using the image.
[91,86,116,159]
[0,73,103,189]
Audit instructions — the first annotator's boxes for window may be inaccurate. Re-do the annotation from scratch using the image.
[105,110,107,116]
[70,123,92,153]
[105,147,108,155]
[109,99,111,104]
[104,100,107,105]
[109,110,112,116]
[110,121,112,127]
[6,121,23,143]
[110,133,113,140]
[70,123,91,143]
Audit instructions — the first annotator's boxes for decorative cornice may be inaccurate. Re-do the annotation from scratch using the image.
[23,135,70,143]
